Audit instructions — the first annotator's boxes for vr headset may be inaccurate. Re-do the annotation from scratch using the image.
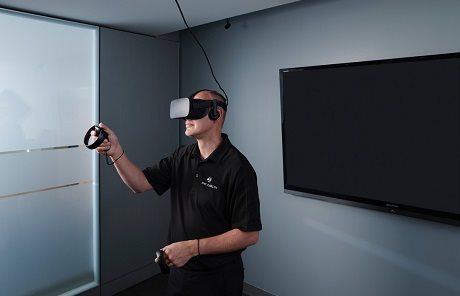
[170,97,227,120]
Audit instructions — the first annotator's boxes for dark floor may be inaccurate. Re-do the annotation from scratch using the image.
[114,274,259,296]
[115,273,169,296]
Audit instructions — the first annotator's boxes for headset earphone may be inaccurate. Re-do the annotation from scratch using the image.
[209,99,220,120]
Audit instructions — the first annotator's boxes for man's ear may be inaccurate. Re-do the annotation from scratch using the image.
[217,107,226,121]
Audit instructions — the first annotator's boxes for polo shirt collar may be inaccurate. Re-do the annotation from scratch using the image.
[191,133,231,163]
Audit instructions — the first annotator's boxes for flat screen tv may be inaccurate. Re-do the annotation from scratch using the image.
[280,52,460,226]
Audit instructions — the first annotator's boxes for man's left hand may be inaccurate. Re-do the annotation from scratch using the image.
[162,239,198,268]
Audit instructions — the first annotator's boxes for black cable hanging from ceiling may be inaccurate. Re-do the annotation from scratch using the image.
[173,0,229,106]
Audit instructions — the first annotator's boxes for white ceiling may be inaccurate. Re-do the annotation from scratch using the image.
[0,0,300,36]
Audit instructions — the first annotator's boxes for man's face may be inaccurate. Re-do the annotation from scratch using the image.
[184,91,215,138]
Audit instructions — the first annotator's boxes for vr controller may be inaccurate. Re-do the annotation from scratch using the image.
[155,250,170,274]
[83,125,107,149]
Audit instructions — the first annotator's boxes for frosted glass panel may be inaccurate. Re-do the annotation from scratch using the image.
[0,10,95,152]
[0,184,97,296]
[0,9,98,296]
[0,147,93,197]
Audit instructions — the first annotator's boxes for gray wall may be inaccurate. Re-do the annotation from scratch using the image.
[98,27,178,295]
[179,0,460,295]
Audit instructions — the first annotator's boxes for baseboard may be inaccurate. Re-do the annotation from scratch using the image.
[243,282,275,296]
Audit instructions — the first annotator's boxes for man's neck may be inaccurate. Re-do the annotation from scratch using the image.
[196,132,223,160]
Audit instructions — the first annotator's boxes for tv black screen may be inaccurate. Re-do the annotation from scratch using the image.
[280,52,460,225]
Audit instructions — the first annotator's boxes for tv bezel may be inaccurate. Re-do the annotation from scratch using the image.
[279,52,460,227]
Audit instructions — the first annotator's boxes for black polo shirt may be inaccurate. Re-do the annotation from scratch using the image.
[143,133,262,270]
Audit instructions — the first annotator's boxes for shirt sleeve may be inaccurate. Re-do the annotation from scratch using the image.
[228,164,262,232]
[143,154,173,196]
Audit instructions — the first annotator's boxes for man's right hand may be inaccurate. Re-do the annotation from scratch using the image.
[93,123,123,160]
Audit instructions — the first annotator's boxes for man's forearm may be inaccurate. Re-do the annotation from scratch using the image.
[198,228,259,255]
[112,147,152,193]
[162,228,259,268]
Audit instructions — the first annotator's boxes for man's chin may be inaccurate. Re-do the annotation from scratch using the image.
[184,130,195,138]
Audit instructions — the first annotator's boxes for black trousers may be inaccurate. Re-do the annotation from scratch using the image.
[167,257,244,296]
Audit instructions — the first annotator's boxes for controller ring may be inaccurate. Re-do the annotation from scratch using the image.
[84,125,108,149]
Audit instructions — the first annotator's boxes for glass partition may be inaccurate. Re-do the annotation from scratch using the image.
[0,9,99,296]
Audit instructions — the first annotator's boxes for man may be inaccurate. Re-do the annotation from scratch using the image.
[95,89,262,296]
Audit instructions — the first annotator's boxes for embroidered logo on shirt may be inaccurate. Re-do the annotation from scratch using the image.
[201,176,218,190]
